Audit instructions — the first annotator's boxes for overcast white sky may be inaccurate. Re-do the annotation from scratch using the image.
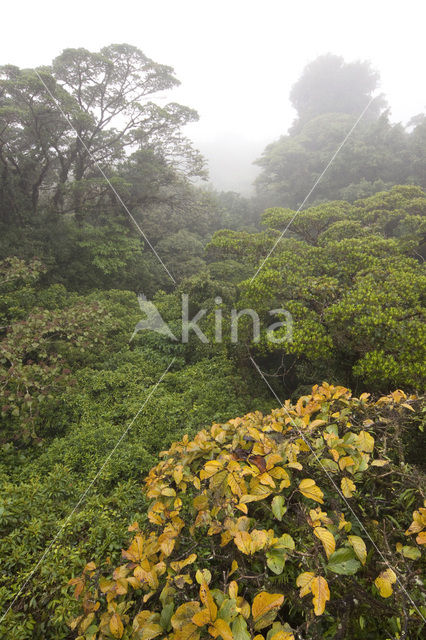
[2,0,425,191]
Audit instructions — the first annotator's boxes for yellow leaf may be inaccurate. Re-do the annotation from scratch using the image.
[311,576,330,616]
[236,502,248,514]
[192,609,212,627]
[234,530,251,555]
[338,513,351,531]
[338,456,355,471]
[171,602,201,632]
[296,571,315,598]
[258,472,276,488]
[110,613,124,638]
[200,583,217,622]
[371,459,389,467]
[140,623,163,640]
[200,460,223,480]
[173,466,184,484]
[251,592,284,622]
[250,529,269,553]
[341,477,356,498]
[229,580,238,600]
[309,419,327,429]
[374,568,396,598]
[213,618,233,640]
[348,535,367,565]
[195,569,212,585]
[234,529,268,555]
[405,508,426,535]
[313,527,335,559]
[229,560,238,576]
[171,553,197,573]
[271,632,295,640]
[299,479,324,504]
[416,531,426,545]
[357,431,375,453]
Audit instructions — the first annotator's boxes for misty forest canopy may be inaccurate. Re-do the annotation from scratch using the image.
[0,45,425,640]
[254,54,426,209]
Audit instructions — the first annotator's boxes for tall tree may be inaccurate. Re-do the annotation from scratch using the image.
[289,53,385,131]
[0,44,205,223]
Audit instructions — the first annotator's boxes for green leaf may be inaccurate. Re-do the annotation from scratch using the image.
[231,615,251,640]
[401,546,421,560]
[218,598,238,624]
[271,495,287,521]
[327,548,361,575]
[266,550,286,575]
[160,602,174,631]
[275,534,295,551]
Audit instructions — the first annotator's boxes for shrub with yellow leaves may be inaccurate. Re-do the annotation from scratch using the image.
[69,384,425,640]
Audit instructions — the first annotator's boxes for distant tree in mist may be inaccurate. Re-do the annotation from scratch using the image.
[289,53,386,131]
[254,54,426,209]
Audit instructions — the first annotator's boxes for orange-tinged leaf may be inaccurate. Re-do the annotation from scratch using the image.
[200,583,217,622]
[311,576,330,616]
[313,527,335,559]
[110,612,124,638]
[416,531,426,545]
[249,455,267,473]
[193,609,212,626]
[251,592,284,621]
[213,618,233,640]
[299,479,324,504]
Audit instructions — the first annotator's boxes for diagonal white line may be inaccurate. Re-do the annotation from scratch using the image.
[34,69,176,284]
[0,356,176,626]
[251,95,377,282]
[249,355,425,622]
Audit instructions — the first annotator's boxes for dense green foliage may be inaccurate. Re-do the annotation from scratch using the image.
[206,186,426,394]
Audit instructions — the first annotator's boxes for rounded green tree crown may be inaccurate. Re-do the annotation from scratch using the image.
[71,384,425,640]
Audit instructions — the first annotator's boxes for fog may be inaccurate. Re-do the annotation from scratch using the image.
[2,0,425,192]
